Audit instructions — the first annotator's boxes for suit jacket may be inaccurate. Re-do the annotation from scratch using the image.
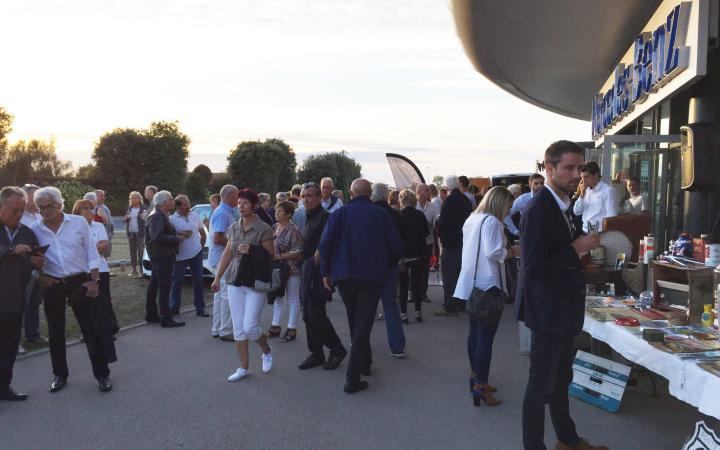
[144,209,180,259]
[514,186,586,337]
[0,224,38,314]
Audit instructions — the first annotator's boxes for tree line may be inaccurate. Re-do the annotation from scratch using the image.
[0,106,362,213]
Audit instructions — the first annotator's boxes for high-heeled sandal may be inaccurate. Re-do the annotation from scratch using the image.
[280,328,297,342]
[266,326,281,338]
[471,383,502,407]
[469,378,497,393]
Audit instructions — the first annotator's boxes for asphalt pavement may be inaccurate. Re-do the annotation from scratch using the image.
[3,284,702,449]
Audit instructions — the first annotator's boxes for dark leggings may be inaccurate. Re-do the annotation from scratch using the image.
[467,318,499,383]
[398,259,424,314]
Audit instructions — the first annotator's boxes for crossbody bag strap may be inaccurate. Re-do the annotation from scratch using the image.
[472,215,490,285]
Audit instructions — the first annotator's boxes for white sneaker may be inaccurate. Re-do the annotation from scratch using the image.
[227,367,250,382]
[262,350,273,373]
[18,344,26,355]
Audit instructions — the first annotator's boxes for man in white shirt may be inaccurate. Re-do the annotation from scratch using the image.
[320,177,343,213]
[31,186,115,394]
[572,161,619,233]
[169,195,208,317]
[504,174,545,236]
[415,183,437,302]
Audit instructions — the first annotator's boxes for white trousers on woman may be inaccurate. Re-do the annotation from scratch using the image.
[227,285,267,341]
[272,274,300,329]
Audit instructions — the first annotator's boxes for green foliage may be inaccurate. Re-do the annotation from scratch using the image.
[185,171,209,205]
[56,179,96,213]
[296,151,362,192]
[90,120,190,213]
[191,164,212,184]
[208,172,231,195]
[0,139,72,186]
[432,175,444,188]
[227,138,297,194]
[0,106,13,149]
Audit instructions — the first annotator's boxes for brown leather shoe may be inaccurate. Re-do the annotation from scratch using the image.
[555,439,609,450]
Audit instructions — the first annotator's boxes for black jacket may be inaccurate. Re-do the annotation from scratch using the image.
[438,189,473,249]
[234,244,273,287]
[399,206,428,259]
[374,201,404,237]
[302,207,329,260]
[515,187,586,337]
[145,209,179,259]
[124,204,148,237]
[0,224,38,314]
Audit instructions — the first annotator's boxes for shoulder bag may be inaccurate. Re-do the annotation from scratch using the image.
[466,216,507,327]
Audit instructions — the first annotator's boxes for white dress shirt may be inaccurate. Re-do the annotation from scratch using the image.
[572,180,619,232]
[20,211,42,228]
[416,200,437,245]
[321,197,343,213]
[30,214,100,278]
[169,210,203,261]
[89,221,110,273]
[454,213,508,300]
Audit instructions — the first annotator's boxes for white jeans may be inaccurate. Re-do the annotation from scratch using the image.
[227,285,267,341]
[211,267,233,337]
[272,274,300,329]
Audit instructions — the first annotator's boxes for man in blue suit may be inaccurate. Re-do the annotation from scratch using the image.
[516,141,606,450]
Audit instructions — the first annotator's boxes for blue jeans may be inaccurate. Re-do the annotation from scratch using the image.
[467,318,499,383]
[379,266,405,354]
[170,251,205,313]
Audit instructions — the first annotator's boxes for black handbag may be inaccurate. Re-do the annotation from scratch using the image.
[466,216,506,326]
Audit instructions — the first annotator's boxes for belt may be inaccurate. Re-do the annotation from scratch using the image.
[46,273,90,285]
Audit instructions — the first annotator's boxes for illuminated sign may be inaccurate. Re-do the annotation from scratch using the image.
[591,2,691,139]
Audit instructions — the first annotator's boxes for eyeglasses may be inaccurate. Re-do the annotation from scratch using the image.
[301,182,316,188]
[37,203,58,211]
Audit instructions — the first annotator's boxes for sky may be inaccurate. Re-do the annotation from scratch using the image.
[0,0,589,184]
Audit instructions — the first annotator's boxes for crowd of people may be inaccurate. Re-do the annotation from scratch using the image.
[0,140,655,448]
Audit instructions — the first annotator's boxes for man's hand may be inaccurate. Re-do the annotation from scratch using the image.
[578,179,587,198]
[571,233,601,255]
[38,275,59,288]
[11,244,32,256]
[322,277,333,291]
[83,280,99,298]
[30,254,45,269]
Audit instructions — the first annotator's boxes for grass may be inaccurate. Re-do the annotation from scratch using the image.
[22,231,214,354]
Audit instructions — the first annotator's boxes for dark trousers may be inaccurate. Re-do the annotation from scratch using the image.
[399,259,424,314]
[23,277,42,342]
[522,332,580,450]
[99,272,119,334]
[467,318,499,383]
[147,255,174,322]
[0,312,23,391]
[44,280,110,380]
[337,279,381,384]
[441,246,462,311]
[300,259,345,358]
[171,250,205,313]
[420,243,433,299]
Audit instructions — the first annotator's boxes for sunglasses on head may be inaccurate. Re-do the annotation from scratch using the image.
[301,182,316,188]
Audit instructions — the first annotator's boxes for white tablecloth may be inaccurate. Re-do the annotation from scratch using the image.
[583,316,720,419]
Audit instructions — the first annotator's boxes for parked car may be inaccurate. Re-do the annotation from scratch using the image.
[142,204,215,279]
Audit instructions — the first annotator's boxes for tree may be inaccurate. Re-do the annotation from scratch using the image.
[432,175,444,188]
[0,139,72,186]
[91,120,190,212]
[296,151,362,193]
[227,138,297,195]
[185,172,208,205]
[0,106,13,155]
[56,180,95,213]
[192,164,212,184]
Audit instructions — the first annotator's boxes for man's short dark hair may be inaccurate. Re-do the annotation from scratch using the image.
[458,176,470,188]
[544,140,584,166]
[627,176,640,184]
[301,183,321,196]
[579,161,601,176]
[528,173,545,183]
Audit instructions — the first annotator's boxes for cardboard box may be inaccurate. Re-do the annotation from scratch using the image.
[569,350,631,413]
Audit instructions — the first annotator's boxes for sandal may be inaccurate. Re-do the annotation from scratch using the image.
[266,326,281,338]
[280,328,297,342]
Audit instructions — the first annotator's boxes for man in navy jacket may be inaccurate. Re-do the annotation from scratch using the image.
[319,179,402,393]
[516,141,606,450]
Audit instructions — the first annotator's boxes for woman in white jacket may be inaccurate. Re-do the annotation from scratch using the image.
[454,187,519,407]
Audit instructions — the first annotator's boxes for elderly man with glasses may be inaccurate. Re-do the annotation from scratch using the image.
[31,186,116,393]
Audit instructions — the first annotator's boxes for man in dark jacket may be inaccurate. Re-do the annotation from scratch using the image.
[319,179,402,393]
[436,175,473,315]
[145,190,186,328]
[371,183,406,358]
[517,141,605,450]
[297,183,347,371]
[0,187,43,401]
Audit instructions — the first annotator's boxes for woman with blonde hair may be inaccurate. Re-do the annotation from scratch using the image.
[454,186,519,407]
[124,191,147,277]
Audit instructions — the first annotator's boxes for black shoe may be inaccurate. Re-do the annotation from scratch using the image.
[0,386,29,401]
[170,308,180,314]
[323,351,348,371]
[49,376,67,393]
[343,381,369,394]
[196,312,210,317]
[298,354,325,370]
[145,316,160,323]
[161,320,185,328]
[98,377,112,393]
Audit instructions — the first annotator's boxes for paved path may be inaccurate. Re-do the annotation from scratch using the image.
[4,286,701,449]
